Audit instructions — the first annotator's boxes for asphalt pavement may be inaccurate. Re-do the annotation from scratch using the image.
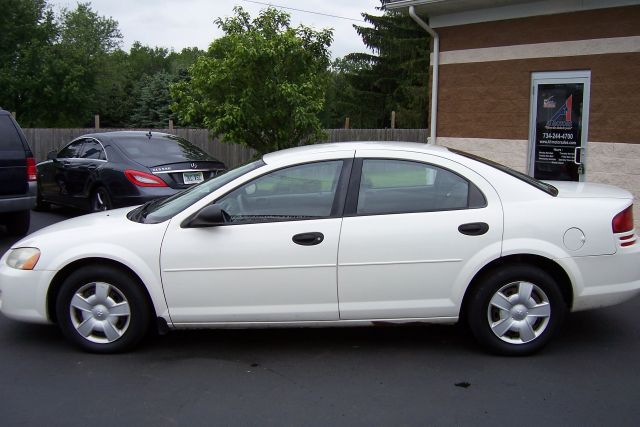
[0,209,639,426]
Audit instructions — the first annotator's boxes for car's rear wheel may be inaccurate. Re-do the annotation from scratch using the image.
[3,209,30,236]
[55,265,151,353]
[466,264,567,356]
[91,186,112,212]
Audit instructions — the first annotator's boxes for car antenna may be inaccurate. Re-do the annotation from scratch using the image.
[146,130,152,139]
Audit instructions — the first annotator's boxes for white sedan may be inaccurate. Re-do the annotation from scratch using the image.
[1,142,639,355]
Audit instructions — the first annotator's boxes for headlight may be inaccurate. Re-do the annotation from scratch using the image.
[6,248,41,270]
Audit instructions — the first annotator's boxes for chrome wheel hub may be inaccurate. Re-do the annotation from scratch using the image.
[69,282,131,344]
[487,281,551,344]
[94,193,106,211]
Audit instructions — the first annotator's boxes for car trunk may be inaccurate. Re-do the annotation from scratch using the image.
[149,161,227,189]
[548,181,633,200]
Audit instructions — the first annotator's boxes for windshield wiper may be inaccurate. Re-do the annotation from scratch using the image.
[128,198,166,223]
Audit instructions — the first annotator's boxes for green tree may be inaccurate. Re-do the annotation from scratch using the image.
[0,0,57,126]
[128,42,169,80]
[167,47,204,76]
[45,2,122,126]
[172,6,333,154]
[130,71,175,128]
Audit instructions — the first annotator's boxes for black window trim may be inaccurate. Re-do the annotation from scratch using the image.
[209,157,354,226]
[343,157,488,218]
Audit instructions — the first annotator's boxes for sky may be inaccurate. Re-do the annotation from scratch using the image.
[47,0,384,58]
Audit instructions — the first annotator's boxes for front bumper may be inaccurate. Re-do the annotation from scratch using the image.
[0,257,55,324]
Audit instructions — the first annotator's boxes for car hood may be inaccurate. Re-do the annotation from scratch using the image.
[10,207,171,273]
[14,208,138,247]
[547,181,633,199]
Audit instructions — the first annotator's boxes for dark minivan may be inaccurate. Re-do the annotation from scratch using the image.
[0,109,35,235]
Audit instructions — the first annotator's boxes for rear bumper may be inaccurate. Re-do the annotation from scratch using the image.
[559,247,640,311]
[111,187,180,209]
[0,182,36,213]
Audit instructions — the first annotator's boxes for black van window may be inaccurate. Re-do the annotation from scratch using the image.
[0,116,24,152]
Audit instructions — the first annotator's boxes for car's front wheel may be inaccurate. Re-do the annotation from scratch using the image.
[466,264,567,356]
[55,265,152,353]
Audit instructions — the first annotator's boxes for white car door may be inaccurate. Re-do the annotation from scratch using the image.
[160,159,350,324]
[337,150,504,320]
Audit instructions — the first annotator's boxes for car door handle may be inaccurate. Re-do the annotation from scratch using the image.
[87,164,97,170]
[458,222,489,236]
[292,232,324,246]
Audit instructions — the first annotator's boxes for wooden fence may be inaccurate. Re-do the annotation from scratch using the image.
[23,128,429,168]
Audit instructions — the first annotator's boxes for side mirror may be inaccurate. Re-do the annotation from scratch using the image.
[47,150,57,160]
[182,204,231,228]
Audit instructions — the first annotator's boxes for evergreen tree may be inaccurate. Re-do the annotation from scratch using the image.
[326,1,430,129]
[130,71,175,128]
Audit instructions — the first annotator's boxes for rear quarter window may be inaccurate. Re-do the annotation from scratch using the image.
[0,116,25,152]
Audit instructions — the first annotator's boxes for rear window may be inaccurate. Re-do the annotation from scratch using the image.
[0,116,25,152]
[116,134,213,162]
[450,149,558,196]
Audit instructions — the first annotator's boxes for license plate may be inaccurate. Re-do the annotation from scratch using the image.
[183,171,204,184]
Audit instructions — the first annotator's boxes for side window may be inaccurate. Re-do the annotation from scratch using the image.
[217,160,343,223]
[357,159,484,215]
[57,140,84,159]
[79,140,105,160]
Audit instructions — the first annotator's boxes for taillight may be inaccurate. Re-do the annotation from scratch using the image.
[124,169,168,187]
[612,205,634,233]
[26,157,37,181]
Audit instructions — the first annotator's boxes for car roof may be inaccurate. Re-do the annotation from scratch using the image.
[262,141,451,164]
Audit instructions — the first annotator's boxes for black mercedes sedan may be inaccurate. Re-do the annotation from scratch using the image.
[36,131,226,212]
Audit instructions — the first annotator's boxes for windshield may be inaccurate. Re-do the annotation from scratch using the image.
[449,149,558,196]
[131,159,264,224]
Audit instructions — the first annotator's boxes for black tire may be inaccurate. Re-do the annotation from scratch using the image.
[3,209,30,236]
[466,264,567,356]
[34,185,50,211]
[55,265,152,353]
[91,186,112,212]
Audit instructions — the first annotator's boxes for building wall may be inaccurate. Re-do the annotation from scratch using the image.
[432,5,640,225]
[438,53,640,143]
[436,6,640,51]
